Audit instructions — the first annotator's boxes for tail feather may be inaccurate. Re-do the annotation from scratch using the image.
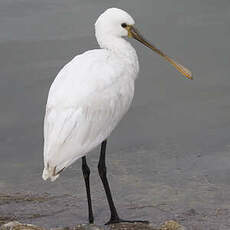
[42,153,84,182]
[42,163,64,182]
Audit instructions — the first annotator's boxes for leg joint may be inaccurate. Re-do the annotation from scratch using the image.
[98,163,107,177]
[82,163,90,178]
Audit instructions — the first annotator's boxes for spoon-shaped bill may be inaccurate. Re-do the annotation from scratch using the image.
[128,26,193,80]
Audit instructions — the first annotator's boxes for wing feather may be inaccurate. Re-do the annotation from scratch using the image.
[42,49,135,181]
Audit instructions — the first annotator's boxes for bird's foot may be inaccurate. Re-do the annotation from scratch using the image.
[105,217,149,225]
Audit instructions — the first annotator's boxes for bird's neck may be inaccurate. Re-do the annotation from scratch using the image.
[96,35,139,72]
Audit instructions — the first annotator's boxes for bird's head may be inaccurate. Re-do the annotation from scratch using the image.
[95,8,193,80]
[95,8,135,38]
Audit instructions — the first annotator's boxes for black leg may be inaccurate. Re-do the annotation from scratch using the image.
[98,140,149,225]
[82,156,94,224]
[98,140,121,224]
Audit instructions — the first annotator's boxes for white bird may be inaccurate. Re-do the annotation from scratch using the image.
[42,8,192,224]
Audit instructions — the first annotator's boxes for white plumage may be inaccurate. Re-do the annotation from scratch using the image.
[42,7,192,182]
[42,8,139,181]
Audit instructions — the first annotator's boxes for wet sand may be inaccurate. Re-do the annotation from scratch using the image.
[1,0,230,229]
[1,147,230,229]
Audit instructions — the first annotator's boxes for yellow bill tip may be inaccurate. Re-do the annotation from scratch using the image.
[167,57,193,80]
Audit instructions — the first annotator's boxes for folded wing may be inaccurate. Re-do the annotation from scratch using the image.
[42,50,134,181]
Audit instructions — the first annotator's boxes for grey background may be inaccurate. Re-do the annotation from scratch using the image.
[1,0,230,229]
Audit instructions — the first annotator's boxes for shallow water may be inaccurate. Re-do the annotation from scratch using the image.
[1,0,230,229]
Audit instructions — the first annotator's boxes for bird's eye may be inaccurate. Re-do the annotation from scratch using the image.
[121,23,128,28]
